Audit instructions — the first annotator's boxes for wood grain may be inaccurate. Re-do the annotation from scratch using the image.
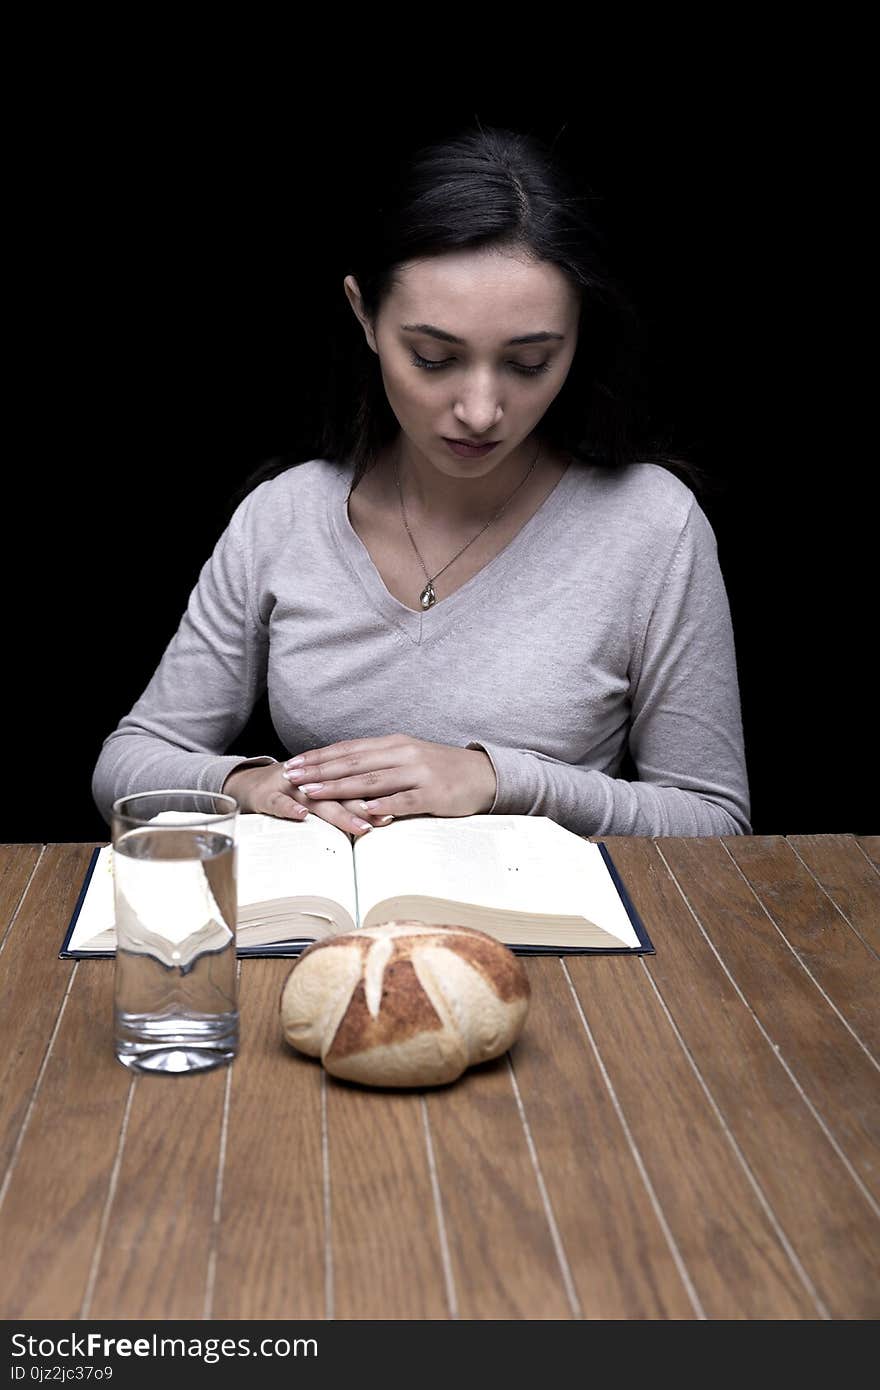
[657,836,880,1206]
[0,843,42,950]
[561,956,817,1312]
[211,959,326,1320]
[726,836,880,1056]
[3,836,878,1320]
[609,835,880,1319]
[565,930,818,1318]
[0,959,130,1319]
[787,835,880,958]
[0,846,96,1183]
[424,1047,573,1318]
[507,955,696,1318]
[326,1080,449,1318]
[85,1053,228,1319]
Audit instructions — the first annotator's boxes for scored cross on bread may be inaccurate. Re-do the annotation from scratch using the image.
[279,921,531,1088]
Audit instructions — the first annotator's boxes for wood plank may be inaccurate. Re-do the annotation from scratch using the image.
[727,836,880,1055]
[425,1048,574,1318]
[0,846,97,1184]
[787,835,880,957]
[211,959,326,1320]
[564,948,817,1321]
[565,920,818,1313]
[856,836,880,874]
[611,836,880,1319]
[86,1029,229,1320]
[505,956,696,1318]
[657,837,880,1207]
[0,844,42,948]
[326,1081,449,1318]
[0,960,131,1319]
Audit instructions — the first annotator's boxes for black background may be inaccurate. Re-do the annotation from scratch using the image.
[6,74,872,844]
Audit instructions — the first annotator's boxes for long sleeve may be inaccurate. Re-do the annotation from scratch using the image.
[91,484,278,826]
[467,496,751,837]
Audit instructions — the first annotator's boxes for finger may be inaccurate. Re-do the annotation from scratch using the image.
[284,736,406,770]
[283,739,416,785]
[266,789,310,821]
[293,768,402,802]
[302,796,375,837]
[340,798,394,827]
[282,782,374,836]
[267,783,363,834]
[283,753,401,788]
[358,789,419,818]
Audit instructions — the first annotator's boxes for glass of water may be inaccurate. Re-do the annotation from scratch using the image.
[111,790,239,1074]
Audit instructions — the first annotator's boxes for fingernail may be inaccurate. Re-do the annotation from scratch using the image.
[353,819,372,832]
[300,783,324,794]
[286,755,305,766]
[362,799,381,810]
[377,815,394,825]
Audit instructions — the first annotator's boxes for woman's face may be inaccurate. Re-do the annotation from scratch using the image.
[345,248,580,479]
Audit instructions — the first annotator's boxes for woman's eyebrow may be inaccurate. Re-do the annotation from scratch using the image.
[400,322,565,346]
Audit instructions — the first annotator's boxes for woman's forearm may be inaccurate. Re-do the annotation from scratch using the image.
[468,740,750,837]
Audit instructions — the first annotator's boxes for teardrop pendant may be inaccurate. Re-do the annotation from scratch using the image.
[419,581,437,610]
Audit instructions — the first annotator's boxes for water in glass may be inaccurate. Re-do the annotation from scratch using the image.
[113,825,238,1073]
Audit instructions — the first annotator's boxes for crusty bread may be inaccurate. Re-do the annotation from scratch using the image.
[279,921,530,1088]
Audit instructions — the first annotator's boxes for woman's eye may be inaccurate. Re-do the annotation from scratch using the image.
[410,351,450,371]
[409,349,550,377]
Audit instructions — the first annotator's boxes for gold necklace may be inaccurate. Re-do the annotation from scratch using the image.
[394,439,542,610]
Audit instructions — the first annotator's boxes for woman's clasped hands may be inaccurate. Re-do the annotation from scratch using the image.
[224,735,498,837]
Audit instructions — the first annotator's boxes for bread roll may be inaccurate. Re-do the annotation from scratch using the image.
[279,921,530,1088]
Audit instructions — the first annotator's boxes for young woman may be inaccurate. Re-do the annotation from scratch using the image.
[92,124,751,839]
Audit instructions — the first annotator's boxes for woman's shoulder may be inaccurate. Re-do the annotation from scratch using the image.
[231,456,350,527]
[244,456,349,505]
[569,458,699,535]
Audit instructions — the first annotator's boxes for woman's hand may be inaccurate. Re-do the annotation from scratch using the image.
[279,735,497,820]
[221,763,395,837]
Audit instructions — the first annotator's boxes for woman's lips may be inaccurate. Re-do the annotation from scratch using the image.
[442,438,500,458]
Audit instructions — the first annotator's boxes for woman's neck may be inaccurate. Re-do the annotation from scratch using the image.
[376,434,547,531]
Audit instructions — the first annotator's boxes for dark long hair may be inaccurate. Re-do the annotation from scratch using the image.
[225,122,711,518]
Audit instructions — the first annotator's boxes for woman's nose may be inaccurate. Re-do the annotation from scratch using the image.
[453,388,503,435]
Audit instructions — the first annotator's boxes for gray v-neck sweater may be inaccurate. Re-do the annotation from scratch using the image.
[92,456,751,836]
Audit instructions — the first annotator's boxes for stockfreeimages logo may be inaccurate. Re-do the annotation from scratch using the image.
[10,1333,317,1365]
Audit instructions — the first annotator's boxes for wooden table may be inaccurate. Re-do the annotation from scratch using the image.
[0,833,878,1321]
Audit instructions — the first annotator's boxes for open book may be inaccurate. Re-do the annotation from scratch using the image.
[60,813,653,958]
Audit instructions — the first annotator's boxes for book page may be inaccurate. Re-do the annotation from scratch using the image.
[66,810,357,952]
[67,845,116,950]
[235,812,356,927]
[353,815,640,947]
